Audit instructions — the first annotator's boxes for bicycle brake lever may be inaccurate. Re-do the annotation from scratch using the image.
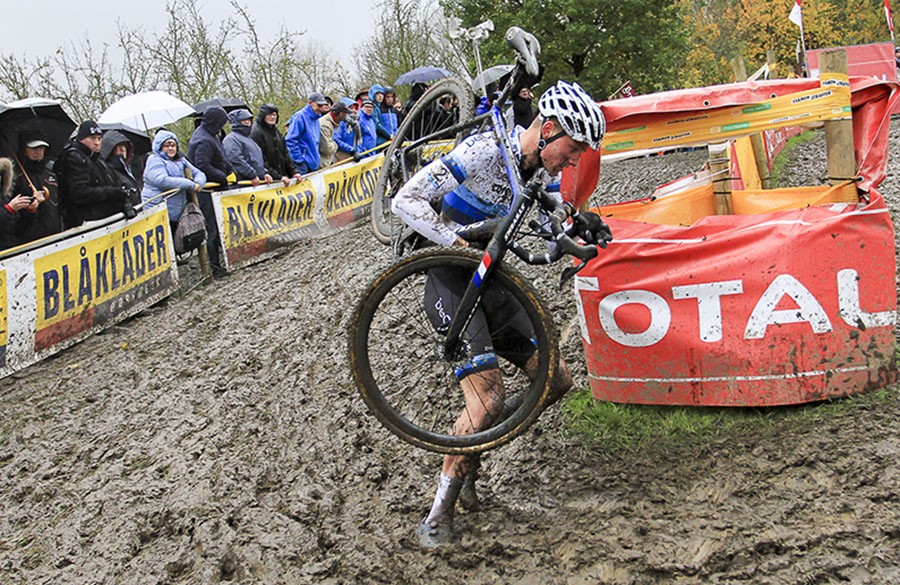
[560,259,587,287]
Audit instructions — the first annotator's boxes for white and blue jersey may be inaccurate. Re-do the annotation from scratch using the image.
[392,126,559,246]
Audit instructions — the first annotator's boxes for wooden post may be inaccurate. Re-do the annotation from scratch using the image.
[732,56,772,189]
[819,49,857,187]
[709,142,733,215]
[190,190,212,279]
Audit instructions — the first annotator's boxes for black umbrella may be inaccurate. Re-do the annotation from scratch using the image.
[0,97,76,158]
[98,122,152,156]
[192,97,250,116]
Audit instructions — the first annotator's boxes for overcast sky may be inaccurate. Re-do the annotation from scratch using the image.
[2,1,376,74]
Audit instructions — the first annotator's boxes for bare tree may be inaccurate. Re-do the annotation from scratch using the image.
[353,0,465,91]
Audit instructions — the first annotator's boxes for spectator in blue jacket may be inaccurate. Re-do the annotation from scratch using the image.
[358,99,378,155]
[223,108,272,186]
[141,130,206,233]
[285,92,329,174]
[383,88,403,134]
[368,84,392,146]
[335,98,362,162]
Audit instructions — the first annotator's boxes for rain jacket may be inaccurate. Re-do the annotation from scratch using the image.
[142,130,206,222]
[11,154,61,243]
[56,139,128,228]
[187,106,234,187]
[100,129,140,202]
[250,104,299,180]
[223,109,267,180]
[285,104,321,172]
[358,108,377,155]
[368,84,392,146]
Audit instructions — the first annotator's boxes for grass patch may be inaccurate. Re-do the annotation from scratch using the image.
[561,382,898,453]
[769,128,822,188]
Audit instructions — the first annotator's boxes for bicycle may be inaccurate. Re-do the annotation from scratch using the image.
[370,28,543,248]
[349,28,609,455]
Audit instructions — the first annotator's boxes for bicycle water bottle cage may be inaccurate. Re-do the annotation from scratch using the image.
[506,27,541,77]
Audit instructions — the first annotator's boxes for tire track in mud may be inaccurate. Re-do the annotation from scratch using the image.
[0,128,898,583]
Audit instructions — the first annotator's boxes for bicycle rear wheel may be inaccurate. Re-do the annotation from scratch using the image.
[348,248,558,454]
[371,78,475,245]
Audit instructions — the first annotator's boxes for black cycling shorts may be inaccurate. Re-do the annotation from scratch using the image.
[423,265,536,379]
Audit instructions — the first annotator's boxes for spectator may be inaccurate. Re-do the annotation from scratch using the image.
[11,131,61,243]
[319,101,352,167]
[223,108,272,186]
[368,84,392,146]
[0,157,37,250]
[251,104,302,187]
[285,92,329,174]
[188,106,235,276]
[380,87,401,137]
[100,130,140,204]
[512,85,536,129]
[358,99,378,155]
[335,98,362,162]
[403,82,428,117]
[141,129,206,235]
[56,120,135,229]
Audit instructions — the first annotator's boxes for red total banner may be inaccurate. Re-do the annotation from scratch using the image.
[576,195,897,406]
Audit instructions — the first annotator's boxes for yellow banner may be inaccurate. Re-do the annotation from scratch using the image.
[323,156,382,218]
[0,269,6,349]
[35,209,172,327]
[219,179,317,248]
[602,73,851,155]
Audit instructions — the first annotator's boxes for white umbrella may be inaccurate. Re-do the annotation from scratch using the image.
[98,91,196,132]
[471,64,514,93]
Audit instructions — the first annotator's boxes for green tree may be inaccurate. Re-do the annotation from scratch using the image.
[441,0,690,97]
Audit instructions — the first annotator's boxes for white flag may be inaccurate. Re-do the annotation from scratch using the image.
[789,0,803,27]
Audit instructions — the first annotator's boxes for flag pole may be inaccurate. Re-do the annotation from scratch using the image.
[887,0,896,42]
[799,21,808,73]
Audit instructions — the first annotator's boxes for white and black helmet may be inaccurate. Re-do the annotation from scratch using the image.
[538,81,606,150]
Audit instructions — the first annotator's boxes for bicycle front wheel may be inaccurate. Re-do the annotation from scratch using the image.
[371,78,475,245]
[348,248,558,454]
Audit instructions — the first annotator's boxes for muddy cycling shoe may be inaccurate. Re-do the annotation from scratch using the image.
[458,472,479,511]
[416,515,454,548]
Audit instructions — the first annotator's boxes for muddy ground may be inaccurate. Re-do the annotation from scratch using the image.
[0,124,898,585]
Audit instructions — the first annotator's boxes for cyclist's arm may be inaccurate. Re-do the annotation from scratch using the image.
[392,158,465,247]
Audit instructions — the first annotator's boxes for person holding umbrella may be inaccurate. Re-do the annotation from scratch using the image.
[10,131,61,243]
[55,120,136,229]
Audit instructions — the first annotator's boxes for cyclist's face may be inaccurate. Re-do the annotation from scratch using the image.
[540,127,587,174]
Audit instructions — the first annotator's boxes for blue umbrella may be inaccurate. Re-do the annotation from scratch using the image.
[395,66,454,85]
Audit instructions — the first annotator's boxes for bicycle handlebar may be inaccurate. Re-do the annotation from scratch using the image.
[505,182,600,274]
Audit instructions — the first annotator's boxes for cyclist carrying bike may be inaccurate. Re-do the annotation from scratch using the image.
[391,79,609,547]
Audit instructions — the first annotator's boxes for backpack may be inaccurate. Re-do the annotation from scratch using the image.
[174,201,207,255]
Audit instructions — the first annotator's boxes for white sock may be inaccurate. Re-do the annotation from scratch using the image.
[425,473,461,524]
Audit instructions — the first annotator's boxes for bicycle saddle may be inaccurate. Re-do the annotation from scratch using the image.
[505,27,541,77]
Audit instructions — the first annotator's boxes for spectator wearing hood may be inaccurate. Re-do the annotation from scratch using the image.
[358,99,378,155]
[403,82,428,117]
[285,92,329,174]
[141,129,206,232]
[100,130,141,204]
[187,106,234,275]
[223,108,272,186]
[188,106,235,188]
[56,120,135,229]
[11,131,62,243]
[319,101,354,167]
[380,87,401,137]
[251,104,301,187]
[1,157,37,250]
[368,84,393,147]
[335,98,362,162]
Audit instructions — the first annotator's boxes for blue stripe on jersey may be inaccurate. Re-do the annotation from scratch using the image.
[440,153,467,184]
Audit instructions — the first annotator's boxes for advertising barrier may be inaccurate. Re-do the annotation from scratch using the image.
[0,206,178,378]
[211,154,383,271]
[578,196,896,406]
